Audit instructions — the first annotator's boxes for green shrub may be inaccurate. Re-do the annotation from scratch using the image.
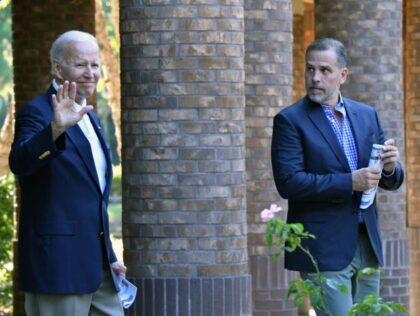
[0,175,14,312]
[263,206,408,316]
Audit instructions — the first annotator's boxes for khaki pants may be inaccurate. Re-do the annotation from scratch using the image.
[24,268,124,316]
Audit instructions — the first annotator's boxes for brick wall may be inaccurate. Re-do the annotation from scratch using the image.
[120,1,251,315]
[404,0,420,313]
[244,0,295,315]
[11,2,95,315]
[316,0,408,309]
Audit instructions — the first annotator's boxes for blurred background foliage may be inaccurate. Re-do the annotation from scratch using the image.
[0,176,14,314]
[0,0,12,130]
[0,1,14,313]
[96,0,121,165]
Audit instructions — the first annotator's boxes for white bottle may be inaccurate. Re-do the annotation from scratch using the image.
[360,144,384,209]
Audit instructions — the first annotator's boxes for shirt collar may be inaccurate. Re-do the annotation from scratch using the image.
[51,79,86,110]
[321,94,346,117]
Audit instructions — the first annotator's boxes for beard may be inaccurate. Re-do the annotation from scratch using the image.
[306,86,340,106]
[307,92,328,104]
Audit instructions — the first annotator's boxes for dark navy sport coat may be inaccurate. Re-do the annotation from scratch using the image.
[271,96,404,272]
[9,85,117,294]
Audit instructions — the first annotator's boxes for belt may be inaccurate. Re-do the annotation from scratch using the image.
[359,223,368,235]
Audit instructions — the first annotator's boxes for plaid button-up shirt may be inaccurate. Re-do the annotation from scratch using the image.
[321,96,362,221]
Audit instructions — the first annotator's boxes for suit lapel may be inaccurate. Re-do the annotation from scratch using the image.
[66,124,102,192]
[306,100,351,172]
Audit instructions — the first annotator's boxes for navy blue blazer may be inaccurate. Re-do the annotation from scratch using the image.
[271,96,404,272]
[9,85,117,294]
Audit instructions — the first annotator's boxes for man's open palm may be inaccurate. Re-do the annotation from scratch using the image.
[51,81,93,140]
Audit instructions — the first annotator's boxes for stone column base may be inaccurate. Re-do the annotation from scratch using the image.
[125,274,252,316]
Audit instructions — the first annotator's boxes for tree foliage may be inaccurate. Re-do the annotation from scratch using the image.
[96,0,121,164]
[0,0,12,128]
[0,175,14,311]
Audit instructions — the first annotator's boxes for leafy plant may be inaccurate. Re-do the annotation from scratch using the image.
[265,216,334,315]
[262,205,408,316]
[346,294,408,316]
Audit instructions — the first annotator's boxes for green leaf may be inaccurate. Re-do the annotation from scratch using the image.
[392,303,408,313]
[325,278,338,290]
[288,280,298,294]
[309,290,323,306]
[294,296,304,307]
[372,303,381,313]
[357,267,379,282]
[338,283,349,294]
[290,223,304,234]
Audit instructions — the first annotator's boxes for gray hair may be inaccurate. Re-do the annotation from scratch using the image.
[49,30,98,76]
[306,38,347,68]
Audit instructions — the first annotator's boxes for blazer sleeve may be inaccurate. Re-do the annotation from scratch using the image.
[374,109,405,191]
[9,103,65,176]
[271,112,353,201]
[379,163,404,190]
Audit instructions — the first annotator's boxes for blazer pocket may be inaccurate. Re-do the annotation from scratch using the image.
[36,221,78,235]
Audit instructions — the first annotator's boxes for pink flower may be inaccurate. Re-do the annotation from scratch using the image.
[261,208,275,222]
[260,204,282,222]
[269,204,281,213]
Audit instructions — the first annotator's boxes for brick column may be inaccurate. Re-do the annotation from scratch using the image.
[120,1,251,315]
[316,0,408,308]
[244,1,295,315]
[11,2,95,315]
[405,0,420,313]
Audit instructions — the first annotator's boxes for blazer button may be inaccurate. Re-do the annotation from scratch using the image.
[99,231,104,237]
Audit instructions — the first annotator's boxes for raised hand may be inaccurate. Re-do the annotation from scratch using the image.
[51,81,93,141]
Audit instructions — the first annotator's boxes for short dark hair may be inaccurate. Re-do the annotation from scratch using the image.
[306,38,347,68]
